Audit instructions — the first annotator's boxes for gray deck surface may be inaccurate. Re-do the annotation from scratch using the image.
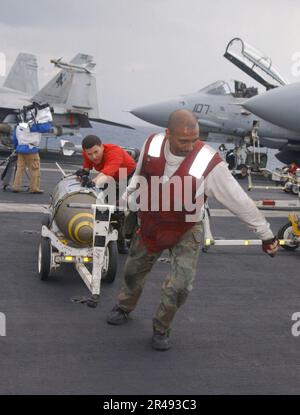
[0,156,299,395]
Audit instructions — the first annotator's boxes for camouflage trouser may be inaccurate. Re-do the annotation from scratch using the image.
[117,222,203,333]
[13,153,41,192]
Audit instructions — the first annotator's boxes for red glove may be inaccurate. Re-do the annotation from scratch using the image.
[262,237,279,257]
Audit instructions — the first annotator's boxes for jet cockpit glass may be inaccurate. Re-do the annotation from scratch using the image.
[199,80,232,95]
[224,37,287,90]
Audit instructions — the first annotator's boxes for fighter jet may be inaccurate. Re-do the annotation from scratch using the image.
[130,38,300,167]
[0,52,133,154]
[242,82,300,164]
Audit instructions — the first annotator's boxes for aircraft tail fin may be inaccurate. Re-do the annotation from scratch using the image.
[3,53,39,95]
[32,53,99,118]
[70,53,95,70]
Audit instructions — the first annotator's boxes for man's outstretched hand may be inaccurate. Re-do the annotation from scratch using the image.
[262,237,279,257]
[81,175,95,188]
[75,168,89,178]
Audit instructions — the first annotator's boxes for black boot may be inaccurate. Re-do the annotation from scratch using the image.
[151,329,171,351]
[106,305,130,325]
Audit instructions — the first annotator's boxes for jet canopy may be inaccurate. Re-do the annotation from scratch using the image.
[199,80,258,98]
[199,80,232,95]
[224,37,287,90]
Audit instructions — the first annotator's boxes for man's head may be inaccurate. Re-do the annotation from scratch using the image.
[166,109,199,157]
[82,135,104,165]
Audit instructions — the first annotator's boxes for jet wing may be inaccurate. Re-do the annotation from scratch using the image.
[0,88,32,117]
[89,117,135,130]
[224,37,287,90]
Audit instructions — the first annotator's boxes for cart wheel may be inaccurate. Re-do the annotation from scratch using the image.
[38,237,52,280]
[236,164,248,179]
[284,183,292,193]
[41,214,51,228]
[291,184,299,195]
[277,222,299,251]
[102,241,118,283]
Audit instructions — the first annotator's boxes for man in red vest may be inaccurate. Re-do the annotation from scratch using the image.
[107,110,279,350]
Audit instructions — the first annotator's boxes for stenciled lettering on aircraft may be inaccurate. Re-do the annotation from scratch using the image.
[56,72,67,87]
[193,104,210,114]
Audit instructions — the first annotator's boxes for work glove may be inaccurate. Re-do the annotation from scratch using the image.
[75,168,89,178]
[81,175,95,188]
[262,237,279,257]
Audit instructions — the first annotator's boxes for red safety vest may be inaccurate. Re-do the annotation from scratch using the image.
[138,133,222,253]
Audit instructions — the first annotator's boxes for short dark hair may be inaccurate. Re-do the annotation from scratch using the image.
[82,135,102,149]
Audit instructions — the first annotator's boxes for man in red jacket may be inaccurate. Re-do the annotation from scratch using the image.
[76,135,136,253]
[77,135,136,187]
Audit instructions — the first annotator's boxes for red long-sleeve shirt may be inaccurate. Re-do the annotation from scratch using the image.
[82,143,136,180]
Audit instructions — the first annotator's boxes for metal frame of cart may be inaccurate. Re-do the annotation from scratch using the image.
[38,203,119,307]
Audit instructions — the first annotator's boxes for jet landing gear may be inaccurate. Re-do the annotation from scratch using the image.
[220,146,251,179]
[219,132,268,180]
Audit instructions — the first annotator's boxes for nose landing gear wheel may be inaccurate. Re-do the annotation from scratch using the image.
[277,222,299,251]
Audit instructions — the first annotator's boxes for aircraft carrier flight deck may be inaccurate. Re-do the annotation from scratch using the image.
[0,155,300,395]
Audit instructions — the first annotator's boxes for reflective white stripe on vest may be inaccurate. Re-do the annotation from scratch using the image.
[148,133,165,157]
[189,145,216,179]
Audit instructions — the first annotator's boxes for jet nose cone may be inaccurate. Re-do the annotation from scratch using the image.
[130,98,187,127]
[243,95,269,116]
[243,82,300,132]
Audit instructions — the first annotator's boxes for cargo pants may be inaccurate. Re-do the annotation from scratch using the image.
[13,153,41,192]
[117,222,203,333]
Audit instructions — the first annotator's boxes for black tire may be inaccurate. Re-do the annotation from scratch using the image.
[259,153,268,168]
[102,241,118,283]
[291,184,299,195]
[277,222,299,251]
[236,164,248,179]
[41,214,51,228]
[38,237,52,280]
